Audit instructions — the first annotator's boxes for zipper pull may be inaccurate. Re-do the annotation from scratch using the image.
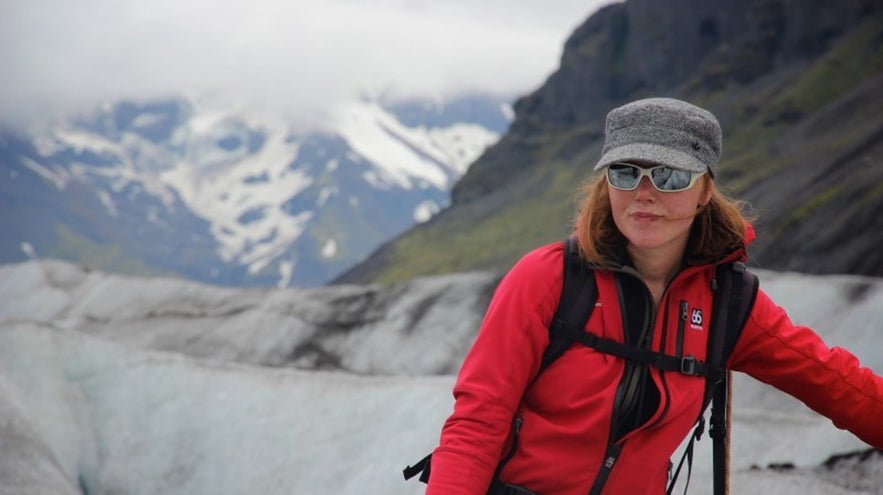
[604,455,617,468]
[589,443,623,495]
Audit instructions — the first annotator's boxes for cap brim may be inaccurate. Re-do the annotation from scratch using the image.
[594,143,710,175]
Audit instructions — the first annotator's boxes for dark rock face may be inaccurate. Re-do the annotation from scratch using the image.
[456,0,872,204]
[728,71,883,276]
[339,0,883,283]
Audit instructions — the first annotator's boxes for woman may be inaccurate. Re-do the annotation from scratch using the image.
[425,98,883,494]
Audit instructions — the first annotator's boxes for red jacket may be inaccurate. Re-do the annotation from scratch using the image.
[427,239,883,495]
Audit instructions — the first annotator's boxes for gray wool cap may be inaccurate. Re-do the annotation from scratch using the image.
[594,97,722,177]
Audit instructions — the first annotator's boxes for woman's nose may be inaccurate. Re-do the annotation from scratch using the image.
[634,176,655,197]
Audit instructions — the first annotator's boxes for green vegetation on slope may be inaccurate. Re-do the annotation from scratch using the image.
[50,224,173,278]
[717,15,883,190]
[358,14,883,284]
[373,150,595,285]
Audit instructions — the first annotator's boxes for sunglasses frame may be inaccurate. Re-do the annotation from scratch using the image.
[606,162,706,193]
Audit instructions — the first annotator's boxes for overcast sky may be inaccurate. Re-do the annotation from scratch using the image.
[1,0,617,131]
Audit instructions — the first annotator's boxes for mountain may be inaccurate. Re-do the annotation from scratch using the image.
[1,259,881,493]
[336,0,883,285]
[0,94,510,287]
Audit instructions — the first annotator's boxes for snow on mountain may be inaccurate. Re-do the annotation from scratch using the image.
[160,110,310,273]
[0,259,881,494]
[334,99,498,191]
[0,95,508,287]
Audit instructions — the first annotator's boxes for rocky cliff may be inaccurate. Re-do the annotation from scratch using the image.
[337,0,883,284]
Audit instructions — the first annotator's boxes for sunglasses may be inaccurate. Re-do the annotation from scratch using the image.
[606,162,706,192]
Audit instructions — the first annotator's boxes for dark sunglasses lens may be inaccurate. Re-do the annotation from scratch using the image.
[607,164,640,189]
[651,167,692,191]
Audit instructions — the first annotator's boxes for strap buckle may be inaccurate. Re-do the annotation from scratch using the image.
[403,453,432,482]
[680,356,700,376]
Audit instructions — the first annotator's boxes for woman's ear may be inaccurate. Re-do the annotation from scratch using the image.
[700,177,714,207]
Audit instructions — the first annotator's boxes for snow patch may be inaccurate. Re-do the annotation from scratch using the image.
[161,115,310,272]
[53,126,120,155]
[337,101,498,190]
[317,186,337,208]
[21,157,67,189]
[96,190,119,217]
[428,123,499,175]
[132,112,168,129]
[277,260,294,289]
[321,239,338,259]
[414,200,440,223]
[20,242,37,259]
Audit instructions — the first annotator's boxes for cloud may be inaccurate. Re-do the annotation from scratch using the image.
[0,0,616,131]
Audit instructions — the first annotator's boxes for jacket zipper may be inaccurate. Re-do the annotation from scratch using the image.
[644,299,674,432]
[588,273,654,495]
[591,270,688,493]
[643,300,688,429]
[676,300,688,357]
[588,443,623,495]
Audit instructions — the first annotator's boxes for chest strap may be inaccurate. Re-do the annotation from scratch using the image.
[568,329,722,381]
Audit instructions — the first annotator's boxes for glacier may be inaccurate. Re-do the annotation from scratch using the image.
[0,259,881,494]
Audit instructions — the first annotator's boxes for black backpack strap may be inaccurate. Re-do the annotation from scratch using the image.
[491,238,596,483]
[403,453,432,482]
[405,237,599,487]
[569,332,720,379]
[708,262,758,495]
[539,236,597,374]
[709,262,758,382]
[667,262,758,495]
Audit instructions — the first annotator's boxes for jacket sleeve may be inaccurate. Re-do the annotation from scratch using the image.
[728,288,883,448]
[426,247,561,495]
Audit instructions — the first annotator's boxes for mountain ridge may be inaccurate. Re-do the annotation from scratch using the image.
[0,94,509,287]
[335,0,883,284]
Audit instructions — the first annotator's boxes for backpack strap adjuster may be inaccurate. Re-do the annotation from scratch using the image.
[680,356,700,376]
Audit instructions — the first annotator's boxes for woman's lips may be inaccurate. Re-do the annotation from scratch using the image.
[632,211,661,220]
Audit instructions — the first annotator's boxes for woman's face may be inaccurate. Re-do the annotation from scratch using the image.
[608,163,713,258]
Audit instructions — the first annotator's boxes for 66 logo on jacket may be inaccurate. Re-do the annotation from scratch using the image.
[690,308,704,330]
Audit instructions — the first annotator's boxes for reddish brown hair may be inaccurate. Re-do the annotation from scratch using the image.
[574,173,751,267]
